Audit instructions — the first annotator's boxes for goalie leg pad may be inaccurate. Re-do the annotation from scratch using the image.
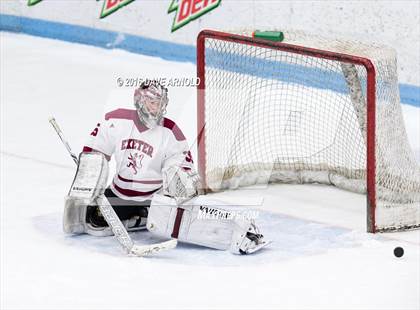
[64,198,149,236]
[63,197,89,234]
[63,153,149,236]
[147,194,269,254]
[63,152,109,234]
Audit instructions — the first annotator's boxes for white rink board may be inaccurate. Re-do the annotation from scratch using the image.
[1,0,419,85]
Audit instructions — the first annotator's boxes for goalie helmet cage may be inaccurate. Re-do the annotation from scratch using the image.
[196,29,420,233]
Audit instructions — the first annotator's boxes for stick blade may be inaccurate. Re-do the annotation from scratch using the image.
[130,239,178,257]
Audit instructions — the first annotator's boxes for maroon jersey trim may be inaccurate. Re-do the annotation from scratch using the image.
[163,117,186,141]
[105,108,149,133]
[113,182,159,197]
[117,174,163,185]
[82,146,111,161]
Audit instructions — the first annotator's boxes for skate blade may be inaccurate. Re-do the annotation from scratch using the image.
[245,240,272,254]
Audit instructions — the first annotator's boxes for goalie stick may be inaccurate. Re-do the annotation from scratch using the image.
[49,117,78,165]
[48,117,177,257]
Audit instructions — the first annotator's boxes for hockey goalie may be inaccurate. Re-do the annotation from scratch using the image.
[64,80,269,254]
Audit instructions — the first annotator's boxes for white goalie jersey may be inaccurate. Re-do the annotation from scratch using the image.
[83,108,194,201]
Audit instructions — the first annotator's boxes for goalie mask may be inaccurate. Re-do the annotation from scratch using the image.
[134,80,168,128]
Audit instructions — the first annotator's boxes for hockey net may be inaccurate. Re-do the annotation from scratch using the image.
[196,29,420,232]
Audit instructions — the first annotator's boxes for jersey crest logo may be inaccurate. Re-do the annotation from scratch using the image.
[127,152,144,175]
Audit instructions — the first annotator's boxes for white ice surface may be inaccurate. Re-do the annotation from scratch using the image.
[1,32,419,310]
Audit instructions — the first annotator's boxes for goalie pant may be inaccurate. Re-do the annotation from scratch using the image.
[147,194,263,254]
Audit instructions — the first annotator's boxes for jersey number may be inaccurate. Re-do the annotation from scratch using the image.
[184,151,193,163]
[90,123,100,137]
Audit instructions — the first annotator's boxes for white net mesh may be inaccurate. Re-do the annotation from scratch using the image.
[199,29,420,232]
